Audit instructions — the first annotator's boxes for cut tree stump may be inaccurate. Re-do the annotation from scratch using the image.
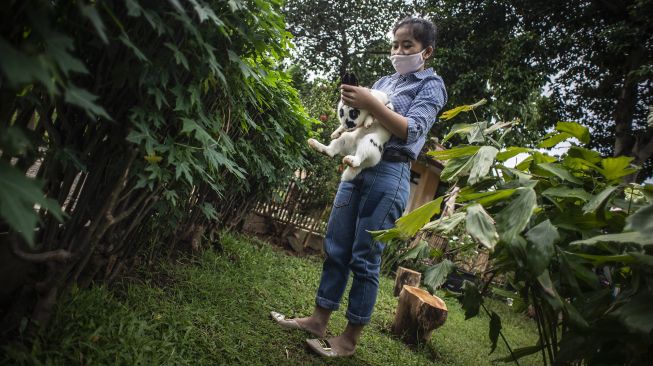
[393,267,422,297]
[391,285,448,345]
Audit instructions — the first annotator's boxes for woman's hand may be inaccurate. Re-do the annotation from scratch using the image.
[340,85,380,110]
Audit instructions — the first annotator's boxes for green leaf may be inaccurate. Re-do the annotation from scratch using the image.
[611,292,653,335]
[423,211,466,234]
[80,4,108,43]
[64,86,111,120]
[542,186,591,202]
[566,251,635,265]
[582,186,618,214]
[423,259,455,291]
[440,99,487,121]
[555,121,590,144]
[496,187,537,243]
[458,189,516,207]
[461,280,482,319]
[466,203,498,250]
[496,147,532,162]
[625,203,653,236]
[442,123,475,142]
[538,131,573,148]
[489,311,502,354]
[371,196,443,242]
[400,240,429,261]
[0,162,63,247]
[566,146,602,164]
[427,145,480,160]
[537,270,562,308]
[597,156,638,181]
[441,154,475,182]
[571,231,653,246]
[537,163,582,184]
[467,122,487,144]
[468,146,498,185]
[525,220,559,275]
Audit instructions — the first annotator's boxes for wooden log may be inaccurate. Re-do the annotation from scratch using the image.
[391,285,448,345]
[393,266,422,297]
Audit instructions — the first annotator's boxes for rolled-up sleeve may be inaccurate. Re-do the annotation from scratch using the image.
[404,78,447,144]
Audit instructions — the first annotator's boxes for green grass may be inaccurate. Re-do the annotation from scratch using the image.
[3,233,541,365]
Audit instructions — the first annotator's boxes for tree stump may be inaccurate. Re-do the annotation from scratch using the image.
[391,285,448,345]
[393,267,422,297]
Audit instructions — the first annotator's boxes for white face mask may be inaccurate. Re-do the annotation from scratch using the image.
[390,50,426,75]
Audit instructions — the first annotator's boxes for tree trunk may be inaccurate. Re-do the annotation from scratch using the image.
[393,267,422,297]
[391,285,448,345]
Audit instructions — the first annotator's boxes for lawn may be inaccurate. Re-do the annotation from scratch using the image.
[3,233,541,365]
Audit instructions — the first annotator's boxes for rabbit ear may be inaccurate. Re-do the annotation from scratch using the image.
[349,73,358,86]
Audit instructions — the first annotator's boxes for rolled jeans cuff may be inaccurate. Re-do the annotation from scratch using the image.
[316,296,340,311]
[346,310,371,325]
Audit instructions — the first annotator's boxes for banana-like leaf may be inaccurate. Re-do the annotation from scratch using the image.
[458,189,516,207]
[427,145,480,161]
[538,131,573,148]
[468,146,499,185]
[465,203,498,250]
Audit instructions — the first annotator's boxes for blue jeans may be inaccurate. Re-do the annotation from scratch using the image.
[315,160,410,325]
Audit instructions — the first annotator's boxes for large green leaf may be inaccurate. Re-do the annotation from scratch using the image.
[465,203,498,250]
[0,162,64,247]
[439,99,487,122]
[64,85,112,120]
[440,155,475,182]
[493,345,543,363]
[442,123,474,142]
[423,211,466,234]
[525,220,559,275]
[542,186,591,202]
[496,187,537,243]
[538,131,574,148]
[461,280,482,319]
[598,156,638,181]
[537,163,582,185]
[567,146,602,164]
[458,189,516,207]
[555,121,590,144]
[537,270,562,309]
[423,259,455,291]
[611,292,653,335]
[582,185,618,214]
[625,203,653,236]
[370,196,443,242]
[427,145,480,161]
[468,146,498,185]
[495,146,532,162]
[571,231,653,246]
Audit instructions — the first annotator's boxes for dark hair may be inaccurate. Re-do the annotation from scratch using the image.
[393,17,437,49]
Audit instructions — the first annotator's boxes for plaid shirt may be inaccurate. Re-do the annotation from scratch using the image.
[372,68,447,160]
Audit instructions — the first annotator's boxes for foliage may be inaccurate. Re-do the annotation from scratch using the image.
[374,101,653,364]
[511,0,653,179]
[283,0,415,83]
[0,0,311,336]
[2,233,542,365]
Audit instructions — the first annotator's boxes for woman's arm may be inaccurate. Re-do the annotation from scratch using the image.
[340,84,408,140]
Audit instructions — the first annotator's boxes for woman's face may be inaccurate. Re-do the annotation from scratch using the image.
[391,26,431,58]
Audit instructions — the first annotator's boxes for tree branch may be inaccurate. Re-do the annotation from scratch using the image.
[12,240,74,263]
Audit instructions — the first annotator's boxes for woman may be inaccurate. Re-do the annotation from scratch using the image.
[272,16,447,358]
